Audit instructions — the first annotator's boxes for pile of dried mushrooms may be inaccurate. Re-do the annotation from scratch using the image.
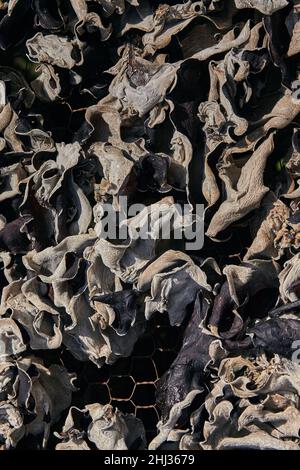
[1,0,300,451]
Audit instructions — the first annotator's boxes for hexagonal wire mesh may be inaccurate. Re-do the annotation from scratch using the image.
[74,313,185,443]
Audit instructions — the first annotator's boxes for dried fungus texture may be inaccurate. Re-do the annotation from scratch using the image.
[0,0,300,451]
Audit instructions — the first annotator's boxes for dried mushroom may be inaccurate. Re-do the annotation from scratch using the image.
[0,0,300,452]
